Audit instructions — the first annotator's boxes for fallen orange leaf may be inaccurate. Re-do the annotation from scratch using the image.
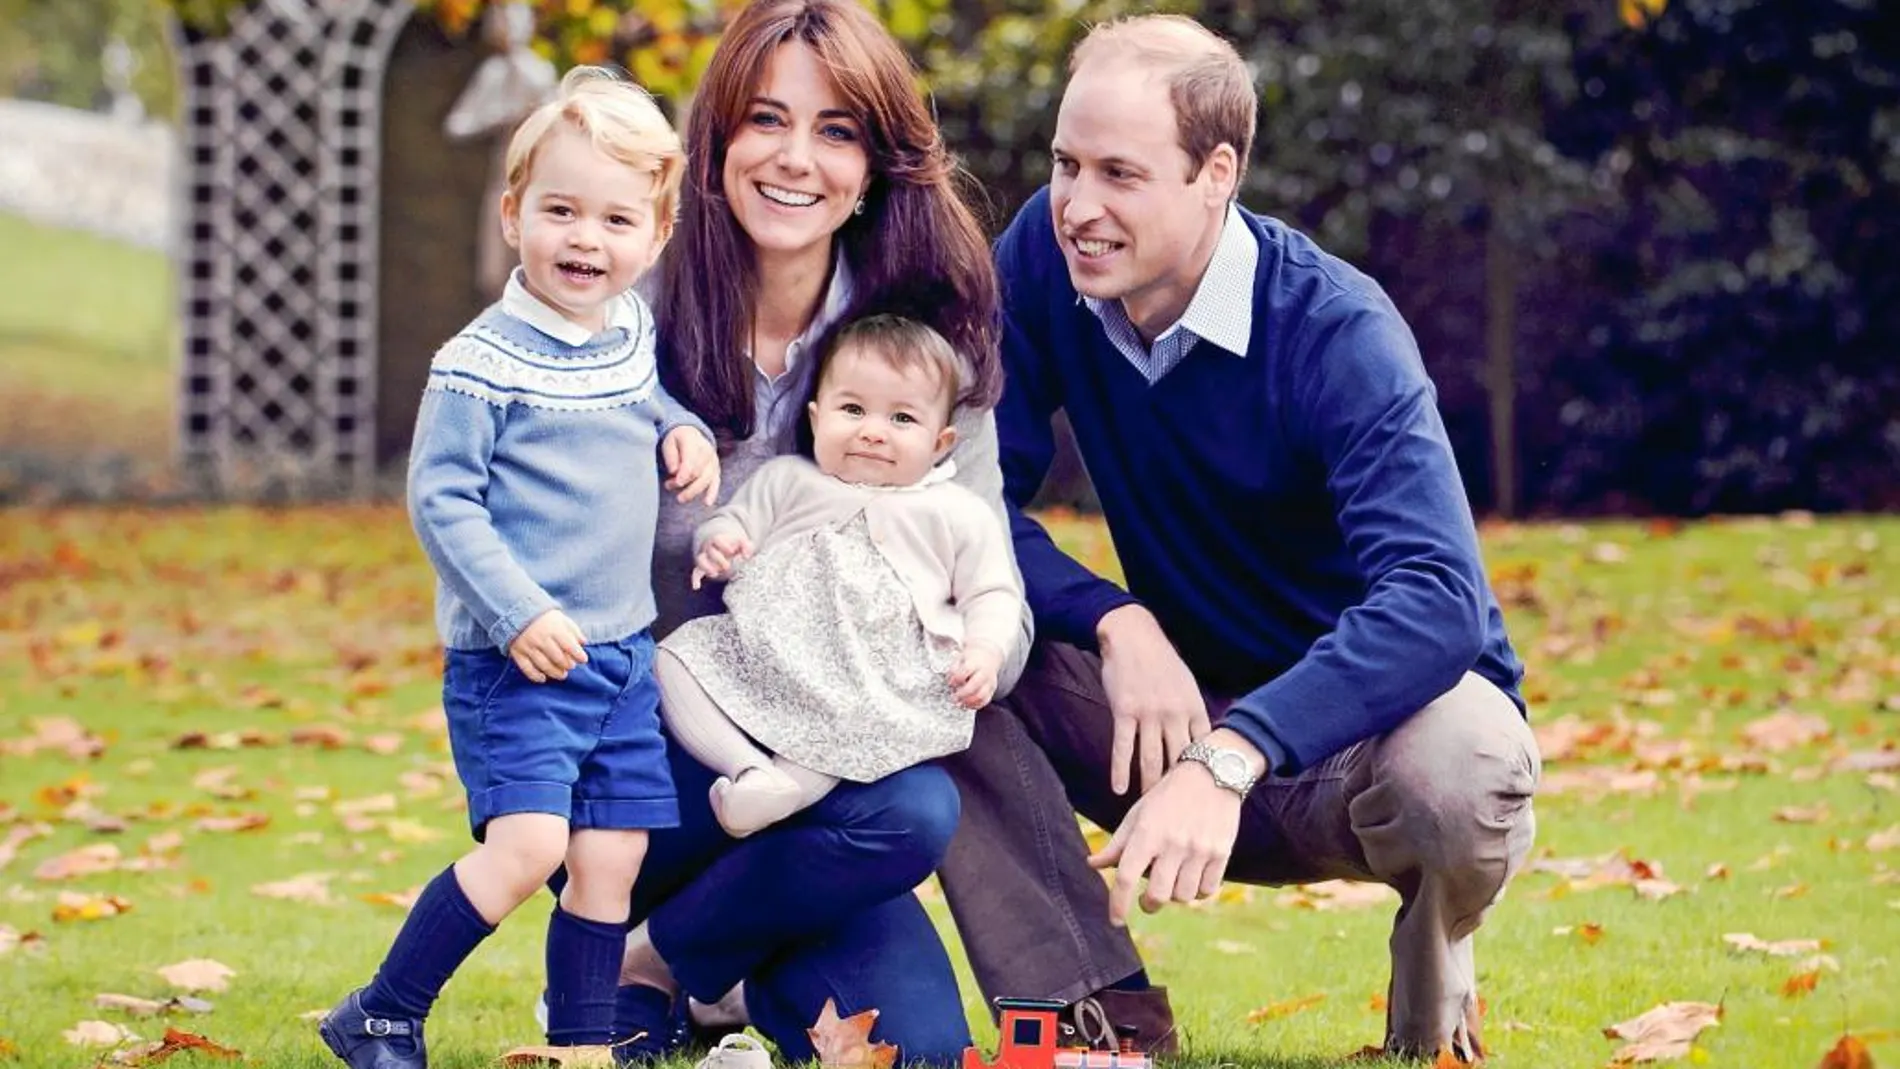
[52,891,133,922]
[1247,993,1327,1022]
[1816,1034,1875,1069]
[1782,970,1821,999]
[809,997,896,1069]
[106,1027,241,1065]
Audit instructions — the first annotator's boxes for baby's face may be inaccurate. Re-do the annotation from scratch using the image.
[807,346,955,487]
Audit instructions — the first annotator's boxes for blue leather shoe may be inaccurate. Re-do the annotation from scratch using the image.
[318,988,428,1069]
[610,984,690,1066]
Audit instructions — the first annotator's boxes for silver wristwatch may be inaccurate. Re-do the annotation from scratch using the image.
[1177,740,1260,797]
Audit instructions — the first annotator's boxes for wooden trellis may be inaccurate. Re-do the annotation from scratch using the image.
[174,0,415,489]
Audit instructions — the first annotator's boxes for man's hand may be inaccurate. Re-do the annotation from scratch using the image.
[662,427,721,505]
[1097,604,1211,795]
[690,531,753,589]
[508,609,588,683]
[1087,728,1261,924]
[948,642,1004,709]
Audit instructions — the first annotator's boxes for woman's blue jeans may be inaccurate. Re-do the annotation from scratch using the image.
[624,735,971,1065]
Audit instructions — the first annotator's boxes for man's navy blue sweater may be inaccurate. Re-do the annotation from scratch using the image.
[994,187,1526,774]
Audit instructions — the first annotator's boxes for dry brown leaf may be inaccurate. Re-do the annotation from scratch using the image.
[1816,1034,1875,1069]
[1740,711,1831,752]
[34,843,122,881]
[1774,803,1831,824]
[809,997,896,1069]
[156,958,236,993]
[251,873,335,905]
[361,733,404,755]
[1274,879,1398,911]
[190,767,253,801]
[361,886,423,911]
[1247,993,1327,1022]
[0,924,46,957]
[1866,826,1900,852]
[382,819,443,844]
[1782,970,1822,999]
[52,891,132,922]
[0,823,51,872]
[63,1019,134,1047]
[94,994,169,1017]
[1723,932,1824,957]
[193,812,269,833]
[498,1045,617,1067]
[334,793,398,818]
[1603,1000,1722,1063]
[105,1027,241,1065]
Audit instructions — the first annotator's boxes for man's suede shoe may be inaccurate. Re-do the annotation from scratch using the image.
[318,988,427,1069]
[1064,986,1180,1056]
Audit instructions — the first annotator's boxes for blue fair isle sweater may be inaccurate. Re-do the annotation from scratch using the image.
[995,187,1526,775]
[407,284,709,653]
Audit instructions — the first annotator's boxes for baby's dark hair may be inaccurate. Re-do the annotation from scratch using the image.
[815,314,964,419]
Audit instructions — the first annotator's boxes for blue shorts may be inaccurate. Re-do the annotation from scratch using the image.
[442,630,678,838]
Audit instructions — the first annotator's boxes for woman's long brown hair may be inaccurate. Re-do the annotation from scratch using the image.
[652,0,1002,443]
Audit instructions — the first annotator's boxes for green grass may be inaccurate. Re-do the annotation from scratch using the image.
[0,212,176,459]
[2,511,1898,1067]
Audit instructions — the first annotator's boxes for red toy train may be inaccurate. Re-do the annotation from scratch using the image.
[962,998,1154,1069]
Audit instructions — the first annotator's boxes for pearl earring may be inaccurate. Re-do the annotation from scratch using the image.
[853,197,866,216]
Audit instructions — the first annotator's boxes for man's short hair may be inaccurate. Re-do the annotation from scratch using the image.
[1071,15,1256,185]
[504,66,685,225]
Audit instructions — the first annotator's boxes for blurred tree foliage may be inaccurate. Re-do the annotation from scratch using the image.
[0,0,177,116]
[19,0,1899,513]
[1540,0,1900,513]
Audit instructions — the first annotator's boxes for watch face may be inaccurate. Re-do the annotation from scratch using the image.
[1209,750,1250,785]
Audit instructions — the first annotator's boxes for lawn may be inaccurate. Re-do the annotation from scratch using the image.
[1,509,1897,1068]
[0,212,176,484]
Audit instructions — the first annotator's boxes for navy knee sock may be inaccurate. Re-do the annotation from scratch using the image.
[545,906,627,1046]
[361,866,496,1020]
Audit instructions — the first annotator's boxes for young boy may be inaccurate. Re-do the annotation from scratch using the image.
[319,67,718,1069]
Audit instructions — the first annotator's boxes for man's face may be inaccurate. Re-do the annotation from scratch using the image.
[1050,60,1232,340]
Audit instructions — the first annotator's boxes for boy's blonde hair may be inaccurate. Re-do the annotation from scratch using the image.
[504,66,685,225]
[821,315,964,420]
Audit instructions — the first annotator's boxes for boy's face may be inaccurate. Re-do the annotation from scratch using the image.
[807,345,957,488]
[501,124,667,333]
[1049,58,1235,341]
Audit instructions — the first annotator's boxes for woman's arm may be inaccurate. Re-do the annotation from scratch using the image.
[948,407,1035,696]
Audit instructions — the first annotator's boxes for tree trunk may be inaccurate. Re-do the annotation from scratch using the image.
[1484,201,1519,518]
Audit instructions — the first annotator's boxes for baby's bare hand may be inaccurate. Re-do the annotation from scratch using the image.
[948,643,1004,709]
[690,532,753,590]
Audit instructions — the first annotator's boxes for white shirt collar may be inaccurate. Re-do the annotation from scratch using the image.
[501,267,642,347]
[1082,203,1257,360]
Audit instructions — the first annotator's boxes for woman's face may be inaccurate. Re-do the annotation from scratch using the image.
[721,40,872,271]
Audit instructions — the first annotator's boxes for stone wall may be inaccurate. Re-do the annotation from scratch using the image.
[0,98,173,250]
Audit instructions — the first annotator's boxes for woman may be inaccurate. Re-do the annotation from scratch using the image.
[596,0,1030,1063]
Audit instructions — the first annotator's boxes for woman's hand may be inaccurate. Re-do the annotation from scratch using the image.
[663,427,722,505]
[691,532,754,589]
[949,641,1004,709]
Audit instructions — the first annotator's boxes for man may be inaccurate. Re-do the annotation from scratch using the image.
[938,14,1540,1063]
